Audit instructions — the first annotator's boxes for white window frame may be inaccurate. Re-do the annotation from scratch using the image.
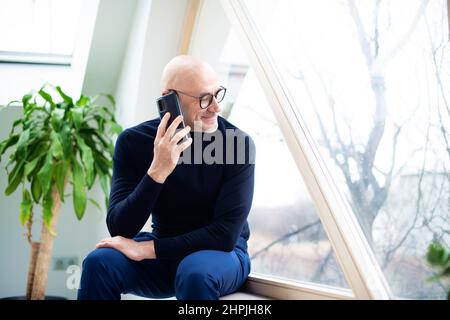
[220,0,394,299]
[448,0,450,38]
[245,274,354,300]
[0,0,86,66]
[0,0,99,105]
[245,273,356,300]
[0,51,72,66]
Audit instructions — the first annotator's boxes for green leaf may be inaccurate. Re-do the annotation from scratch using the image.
[8,159,25,183]
[31,175,42,203]
[26,139,48,162]
[59,124,73,156]
[56,86,73,105]
[22,93,33,108]
[93,106,114,121]
[427,242,446,266]
[109,122,122,135]
[99,173,110,208]
[5,160,25,195]
[88,198,102,212]
[0,134,19,156]
[96,116,105,132]
[92,131,109,148]
[50,131,64,160]
[76,95,89,107]
[71,108,83,131]
[72,158,86,220]
[51,108,65,132]
[76,137,94,188]
[24,153,44,176]
[107,142,114,157]
[15,129,30,160]
[5,173,22,195]
[94,154,111,173]
[42,190,54,232]
[9,119,22,135]
[20,189,32,225]
[54,160,68,202]
[103,93,116,107]
[38,89,55,108]
[37,153,53,196]
[78,132,97,150]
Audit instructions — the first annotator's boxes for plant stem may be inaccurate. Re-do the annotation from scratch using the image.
[26,242,40,299]
[30,185,62,300]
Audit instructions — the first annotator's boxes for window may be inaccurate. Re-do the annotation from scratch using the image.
[240,0,450,299]
[0,0,82,64]
[190,1,349,289]
[229,67,349,288]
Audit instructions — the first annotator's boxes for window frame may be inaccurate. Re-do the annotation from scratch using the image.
[244,274,354,300]
[0,0,85,66]
[0,0,99,105]
[220,0,393,299]
[0,51,72,66]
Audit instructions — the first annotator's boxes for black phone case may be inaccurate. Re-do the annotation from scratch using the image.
[156,91,190,142]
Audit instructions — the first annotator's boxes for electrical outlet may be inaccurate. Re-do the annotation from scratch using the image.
[52,256,79,271]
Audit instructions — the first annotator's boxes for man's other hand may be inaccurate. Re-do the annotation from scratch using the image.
[96,236,156,261]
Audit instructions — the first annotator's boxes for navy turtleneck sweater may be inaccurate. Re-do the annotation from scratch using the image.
[106,116,255,260]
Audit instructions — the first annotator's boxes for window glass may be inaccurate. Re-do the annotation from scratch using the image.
[244,0,449,298]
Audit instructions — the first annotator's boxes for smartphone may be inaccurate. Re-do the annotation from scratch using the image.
[156,90,190,142]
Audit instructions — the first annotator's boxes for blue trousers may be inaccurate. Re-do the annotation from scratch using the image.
[77,232,251,300]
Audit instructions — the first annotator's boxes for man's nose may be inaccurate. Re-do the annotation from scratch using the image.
[207,97,221,113]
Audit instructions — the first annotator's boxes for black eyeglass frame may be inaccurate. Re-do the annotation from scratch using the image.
[170,86,227,109]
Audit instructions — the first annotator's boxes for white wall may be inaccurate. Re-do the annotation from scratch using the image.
[115,0,188,129]
[81,0,137,97]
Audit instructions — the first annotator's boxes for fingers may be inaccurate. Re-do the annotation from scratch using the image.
[96,240,113,249]
[176,136,193,153]
[95,236,121,248]
[164,115,184,140]
[156,112,170,139]
[170,125,191,145]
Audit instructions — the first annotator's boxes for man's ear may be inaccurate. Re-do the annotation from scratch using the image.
[161,89,170,96]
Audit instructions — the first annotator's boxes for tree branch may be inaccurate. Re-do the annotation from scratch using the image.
[250,220,321,260]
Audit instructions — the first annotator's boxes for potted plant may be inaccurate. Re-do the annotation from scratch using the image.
[0,85,122,299]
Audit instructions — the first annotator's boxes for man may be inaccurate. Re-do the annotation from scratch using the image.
[77,55,255,300]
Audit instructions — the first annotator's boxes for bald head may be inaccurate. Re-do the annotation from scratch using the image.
[160,55,218,92]
[159,55,222,132]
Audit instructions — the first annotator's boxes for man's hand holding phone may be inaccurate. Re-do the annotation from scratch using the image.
[147,113,192,184]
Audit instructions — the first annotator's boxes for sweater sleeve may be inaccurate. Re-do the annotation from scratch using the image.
[106,131,164,238]
[153,136,255,260]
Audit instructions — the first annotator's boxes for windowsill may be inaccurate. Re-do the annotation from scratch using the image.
[121,275,353,300]
[241,274,354,300]
[121,292,269,300]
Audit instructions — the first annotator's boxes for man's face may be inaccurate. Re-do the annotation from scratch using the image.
[164,69,222,132]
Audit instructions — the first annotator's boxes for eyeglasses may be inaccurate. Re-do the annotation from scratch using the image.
[171,86,227,109]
